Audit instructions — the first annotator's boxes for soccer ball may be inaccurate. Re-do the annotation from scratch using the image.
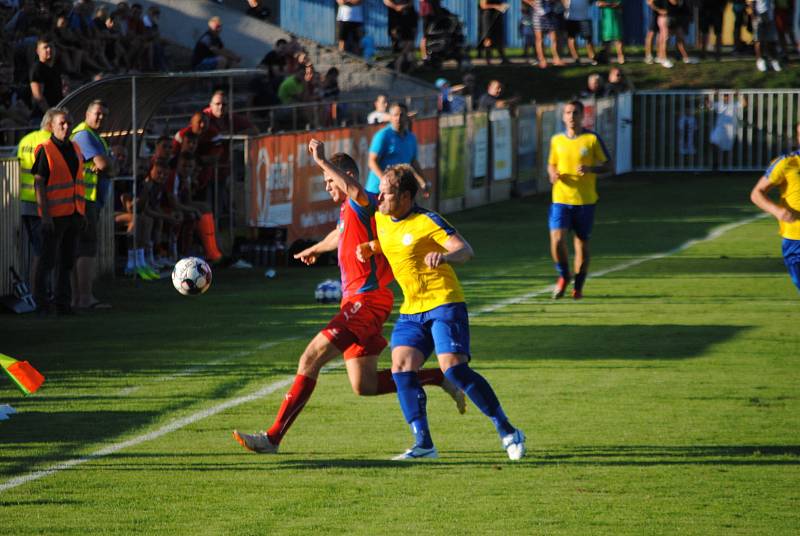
[172,257,212,295]
[315,279,342,303]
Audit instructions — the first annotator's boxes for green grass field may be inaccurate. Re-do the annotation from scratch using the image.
[1,173,798,535]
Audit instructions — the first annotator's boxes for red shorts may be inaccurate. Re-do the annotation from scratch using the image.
[321,287,393,360]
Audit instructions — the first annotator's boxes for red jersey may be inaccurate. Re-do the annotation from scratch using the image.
[338,193,393,298]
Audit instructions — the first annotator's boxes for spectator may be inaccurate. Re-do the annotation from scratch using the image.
[32,108,85,316]
[580,73,605,98]
[384,0,418,72]
[246,0,271,20]
[321,67,340,101]
[138,159,183,269]
[749,0,782,71]
[605,67,630,96]
[656,0,694,67]
[453,71,480,111]
[142,5,167,71]
[531,0,564,68]
[259,38,288,80]
[519,0,534,61]
[564,0,597,65]
[644,0,662,64]
[336,0,364,55]
[203,89,257,135]
[70,99,115,310]
[419,0,440,61]
[15,110,53,303]
[191,16,241,70]
[477,79,512,111]
[731,0,752,55]
[699,0,726,61]
[365,102,428,196]
[435,78,452,113]
[29,38,65,118]
[166,153,222,262]
[774,0,795,59]
[479,1,510,64]
[173,112,223,201]
[597,0,625,65]
[277,65,305,105]
[368,94,390,124]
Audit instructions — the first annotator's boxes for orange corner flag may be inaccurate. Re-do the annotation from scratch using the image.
[0,353,45,395]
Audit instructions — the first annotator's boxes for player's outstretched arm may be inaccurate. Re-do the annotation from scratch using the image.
[308,138,368,204]
[424,233,474,268]
[294,228,340,265]
[751,176,798,223]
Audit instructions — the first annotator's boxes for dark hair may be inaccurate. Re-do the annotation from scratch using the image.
[389,102,408,113]
[384,164,418,200]
[566,100,584,113]
[329,152,359,180]
[276,38,287,46]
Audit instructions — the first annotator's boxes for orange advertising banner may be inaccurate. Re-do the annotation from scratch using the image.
[248,117,440,244]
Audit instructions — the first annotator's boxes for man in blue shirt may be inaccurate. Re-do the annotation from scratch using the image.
[366,102,429,195]
[70,100,115,310]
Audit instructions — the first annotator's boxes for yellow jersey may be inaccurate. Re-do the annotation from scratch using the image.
[766,152,800,240]
[548,130,609,205]
[375,207,465,314]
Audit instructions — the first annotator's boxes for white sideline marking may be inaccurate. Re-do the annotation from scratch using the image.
[0,213,767,493]
[474,213,768,315]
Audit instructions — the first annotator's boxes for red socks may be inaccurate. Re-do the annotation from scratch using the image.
[267,374,317,445]
[197,212,222,261]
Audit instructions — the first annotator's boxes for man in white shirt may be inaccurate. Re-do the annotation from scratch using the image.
[337,0,364,54]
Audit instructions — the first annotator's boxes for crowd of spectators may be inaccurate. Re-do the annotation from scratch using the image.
[0,0,172,140]
[512,0,796,72]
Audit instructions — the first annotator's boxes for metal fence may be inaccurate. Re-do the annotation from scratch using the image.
[0,158,21,296]
[634,89,800,172]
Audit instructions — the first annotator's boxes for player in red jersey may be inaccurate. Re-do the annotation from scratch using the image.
[233,139,465,454]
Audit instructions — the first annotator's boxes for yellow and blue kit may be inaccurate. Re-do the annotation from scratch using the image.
[548,130,610,205]
[375,207,465,315]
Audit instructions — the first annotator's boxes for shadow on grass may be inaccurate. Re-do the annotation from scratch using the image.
[470,324,748,360]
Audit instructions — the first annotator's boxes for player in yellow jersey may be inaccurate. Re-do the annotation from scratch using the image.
[358,164,526,461]
[750,124,800,293]
[547,100,612,299]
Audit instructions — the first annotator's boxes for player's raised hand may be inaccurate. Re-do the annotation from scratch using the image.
[356,242,374,263]
[308,138,326,164]
[424,251,446,268]
[294,245,318,265]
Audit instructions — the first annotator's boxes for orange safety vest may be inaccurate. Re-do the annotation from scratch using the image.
[36,139,86,217]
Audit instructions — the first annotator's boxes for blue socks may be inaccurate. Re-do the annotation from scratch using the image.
[555,261,571,281]
[444,363,516,438]
[392,372,433,449]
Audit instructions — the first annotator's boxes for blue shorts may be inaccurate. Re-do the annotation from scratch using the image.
[391,302,471,359]
[548,203,596,240]
[782,238,800,292]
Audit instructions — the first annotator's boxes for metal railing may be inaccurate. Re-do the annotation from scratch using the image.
[0,158,22,296]
[634,89,800,172]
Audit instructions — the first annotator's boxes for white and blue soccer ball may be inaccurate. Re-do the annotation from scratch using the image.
[315,279,342,303]
[172,257,212,296]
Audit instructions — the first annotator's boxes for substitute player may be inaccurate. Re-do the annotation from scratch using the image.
[358,164,526,461]
[750,124,800,293]
[233,140,464,454]
[547,100,612,299]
